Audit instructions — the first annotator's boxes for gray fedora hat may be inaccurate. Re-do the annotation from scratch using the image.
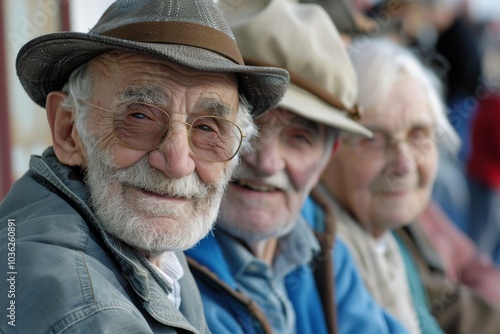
[16,0,289,118]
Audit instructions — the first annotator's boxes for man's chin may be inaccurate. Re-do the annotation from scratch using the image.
[117,217,212,253]
[133,244,181,259]
[139,215,183,224]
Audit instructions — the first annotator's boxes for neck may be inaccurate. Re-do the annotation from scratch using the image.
[320,171,389,240]
[247,237,278,265]
[137,249,164,263]
[367,226,386,240]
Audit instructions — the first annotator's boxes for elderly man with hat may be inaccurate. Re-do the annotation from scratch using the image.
[186,1,408,333]
[0,0,288,332]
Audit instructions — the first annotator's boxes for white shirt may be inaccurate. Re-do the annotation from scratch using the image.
[149,251,184,309]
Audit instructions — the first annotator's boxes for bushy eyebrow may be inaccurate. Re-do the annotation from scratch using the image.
[197,98,233,117]
[364,121,435,135]
[116,86,169,106]
[292,116,320,132]
[115,87,234,117]
[270,107,319,131]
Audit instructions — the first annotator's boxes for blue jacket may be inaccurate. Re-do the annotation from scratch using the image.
[185,184,408,334]
[0,148,209,333]
[186,228,328,334]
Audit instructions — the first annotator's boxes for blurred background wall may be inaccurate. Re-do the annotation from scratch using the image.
[0,0,114,199]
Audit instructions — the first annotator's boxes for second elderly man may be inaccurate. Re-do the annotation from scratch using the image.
[186,0,409,333]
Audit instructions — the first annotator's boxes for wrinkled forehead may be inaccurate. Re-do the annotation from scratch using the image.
[85,51,239,110]
[256,107,322,131]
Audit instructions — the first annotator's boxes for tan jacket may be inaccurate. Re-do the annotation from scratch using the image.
[333,197,421,334]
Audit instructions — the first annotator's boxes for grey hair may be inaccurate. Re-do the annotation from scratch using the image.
[59,57,258,159]
[237,95,258,155]
[60,61,94,141]
[319,127,338,165]
[349,37,460,154]
[326,127,339,150]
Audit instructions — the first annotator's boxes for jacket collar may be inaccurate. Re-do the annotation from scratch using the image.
[187,216,320,286]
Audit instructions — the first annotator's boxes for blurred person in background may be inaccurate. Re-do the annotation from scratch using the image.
[317,37,500,334]
[365,0,480,234]
[467,93,500,265]
[394,0,500,270]
[401,0,482,234]
[360,0,500,299]
[300,0,378,38]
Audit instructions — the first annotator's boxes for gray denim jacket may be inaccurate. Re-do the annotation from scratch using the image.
[0,147,209,334]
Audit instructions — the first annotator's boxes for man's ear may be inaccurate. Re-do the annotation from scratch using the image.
[46,92,85,166]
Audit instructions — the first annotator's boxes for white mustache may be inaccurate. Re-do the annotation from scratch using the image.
[111,155,212,200]
[231,161,293,191]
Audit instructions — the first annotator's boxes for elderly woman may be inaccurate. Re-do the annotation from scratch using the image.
[316,38,500,334]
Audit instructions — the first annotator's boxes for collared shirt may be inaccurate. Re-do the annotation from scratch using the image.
[149,251,185,309]
[215,216,320,334]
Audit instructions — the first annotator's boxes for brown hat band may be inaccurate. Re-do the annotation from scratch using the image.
[244,58,362,120]
[101,21,244,65]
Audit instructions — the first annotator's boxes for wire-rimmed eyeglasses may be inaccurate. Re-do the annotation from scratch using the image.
[78,100,246,162]
[341,127,436,157]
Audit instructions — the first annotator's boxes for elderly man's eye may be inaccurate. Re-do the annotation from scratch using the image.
[360,132,386,148]
[131,113,147,119]
[194,117,218,132]
[286,128,314,146]
[197,124,215,132]
[292,133,308,141]
[409,127,432,142]
[123,103,164,122]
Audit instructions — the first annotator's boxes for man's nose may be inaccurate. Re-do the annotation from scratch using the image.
[148,125,196,179]
[385,140,417,177]
[243,133,285,176]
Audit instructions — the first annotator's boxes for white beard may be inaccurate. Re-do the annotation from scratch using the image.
[82,135,235,255]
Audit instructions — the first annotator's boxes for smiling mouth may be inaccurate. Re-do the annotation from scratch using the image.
[380,190,411,197]
[233,180,282,192]
[138,188,189,200]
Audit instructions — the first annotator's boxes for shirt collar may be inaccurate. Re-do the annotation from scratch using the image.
[148,252,184,309]
[215,216,320,281]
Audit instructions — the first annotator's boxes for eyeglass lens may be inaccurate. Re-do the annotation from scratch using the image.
[113,103,242,161]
